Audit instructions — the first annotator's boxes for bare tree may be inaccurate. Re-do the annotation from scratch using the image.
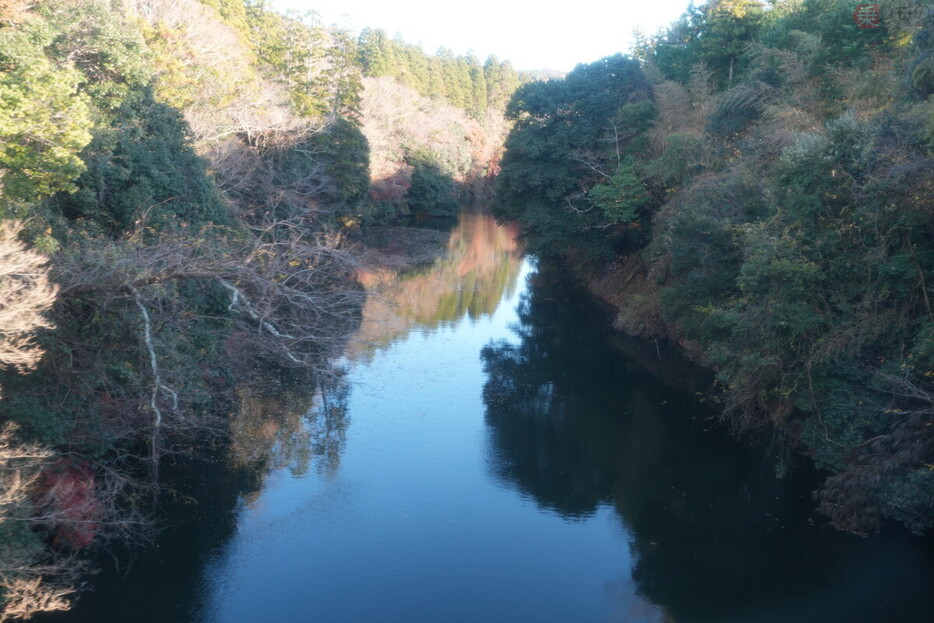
[0,424,83,622]
[0,215,365,618]
[0,424,50,522]
[0,576,74,622]
[50,217,362,477]
[0,220,58,394]
[360,76,503,188]
[124,0,305,148]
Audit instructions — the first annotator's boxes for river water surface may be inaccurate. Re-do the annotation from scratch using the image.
[50,212,934,622]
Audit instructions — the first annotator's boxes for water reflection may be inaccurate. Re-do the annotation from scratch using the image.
[229,370,350,480]
[481,262,934,622]
[36,365,353,623]
[43,215,934,623]
[351,212,522,358]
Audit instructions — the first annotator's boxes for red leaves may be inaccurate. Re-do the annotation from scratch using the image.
[37,460,102,551]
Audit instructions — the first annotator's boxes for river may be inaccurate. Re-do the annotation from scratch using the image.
[47,211,934,622]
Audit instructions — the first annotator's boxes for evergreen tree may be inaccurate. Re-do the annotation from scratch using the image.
[494,54,653,259]
[358,27,396,77]
[0,26,92,204]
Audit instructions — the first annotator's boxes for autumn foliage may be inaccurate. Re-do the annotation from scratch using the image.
[35,460,101,551]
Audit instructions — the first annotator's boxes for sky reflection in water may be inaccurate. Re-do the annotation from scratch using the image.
[50,211,933,623]
[197,213,667,622]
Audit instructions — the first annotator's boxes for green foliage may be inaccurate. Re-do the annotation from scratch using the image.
[706,81,773,136]
[49,87,225,234]
[494,54,653,259]
[38,0,152,110]
[0,520,43,577]
[589,157,649,224]
[0,25,92,201]
[198,0,252,38]
[497,0,934,532]
[697,0,766,85]
[877,468,934,534]
[615,101,657,156]
[407,158,459,217]
[645,133,708,187]
[244,4,361,120]
[648,0,766,86]
[665,106,930,531]
[767,0,892,66]
[0,0,158,214]
[910,321,934,368]
[322,27,363,121]
[655,172,767,345]
[0,393,67,445]
[309,117,371,216]
[907,8,934,97]
[357,28,397,77]
[356,28,523,117]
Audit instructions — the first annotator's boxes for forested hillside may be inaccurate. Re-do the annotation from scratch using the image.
[0,0,521,618]
[494,0,934,535]
[357,30,521,220]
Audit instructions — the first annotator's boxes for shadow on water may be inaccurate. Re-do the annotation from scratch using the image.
[40,210,520,623]
[481,260,934,623]
[37,368,351,623]
[40,213,934,623]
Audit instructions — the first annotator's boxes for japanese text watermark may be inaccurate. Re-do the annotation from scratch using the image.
[853,1,928,29]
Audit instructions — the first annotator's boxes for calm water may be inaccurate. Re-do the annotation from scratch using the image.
[49,213,934,622]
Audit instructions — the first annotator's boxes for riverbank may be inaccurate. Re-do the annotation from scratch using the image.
[492,15,934,534]
[41,212,934,623]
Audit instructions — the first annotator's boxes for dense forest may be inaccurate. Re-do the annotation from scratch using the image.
[494,0,934,537]
[0,0,522,618]
[3,0,934,618]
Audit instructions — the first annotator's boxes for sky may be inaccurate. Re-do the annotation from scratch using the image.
[272,0,694,72]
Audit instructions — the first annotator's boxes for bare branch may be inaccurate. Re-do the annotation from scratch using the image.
[0,221,59,380]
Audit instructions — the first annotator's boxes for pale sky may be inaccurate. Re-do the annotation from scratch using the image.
[272,0,695,72]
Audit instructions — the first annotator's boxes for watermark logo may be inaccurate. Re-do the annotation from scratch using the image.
[853,2,928,30]
[853,3,882,28]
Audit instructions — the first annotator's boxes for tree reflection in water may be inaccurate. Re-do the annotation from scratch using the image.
[351,212,522,359]
[229,367,351,483]
[481,261,934,623]
[39,364,353,623]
